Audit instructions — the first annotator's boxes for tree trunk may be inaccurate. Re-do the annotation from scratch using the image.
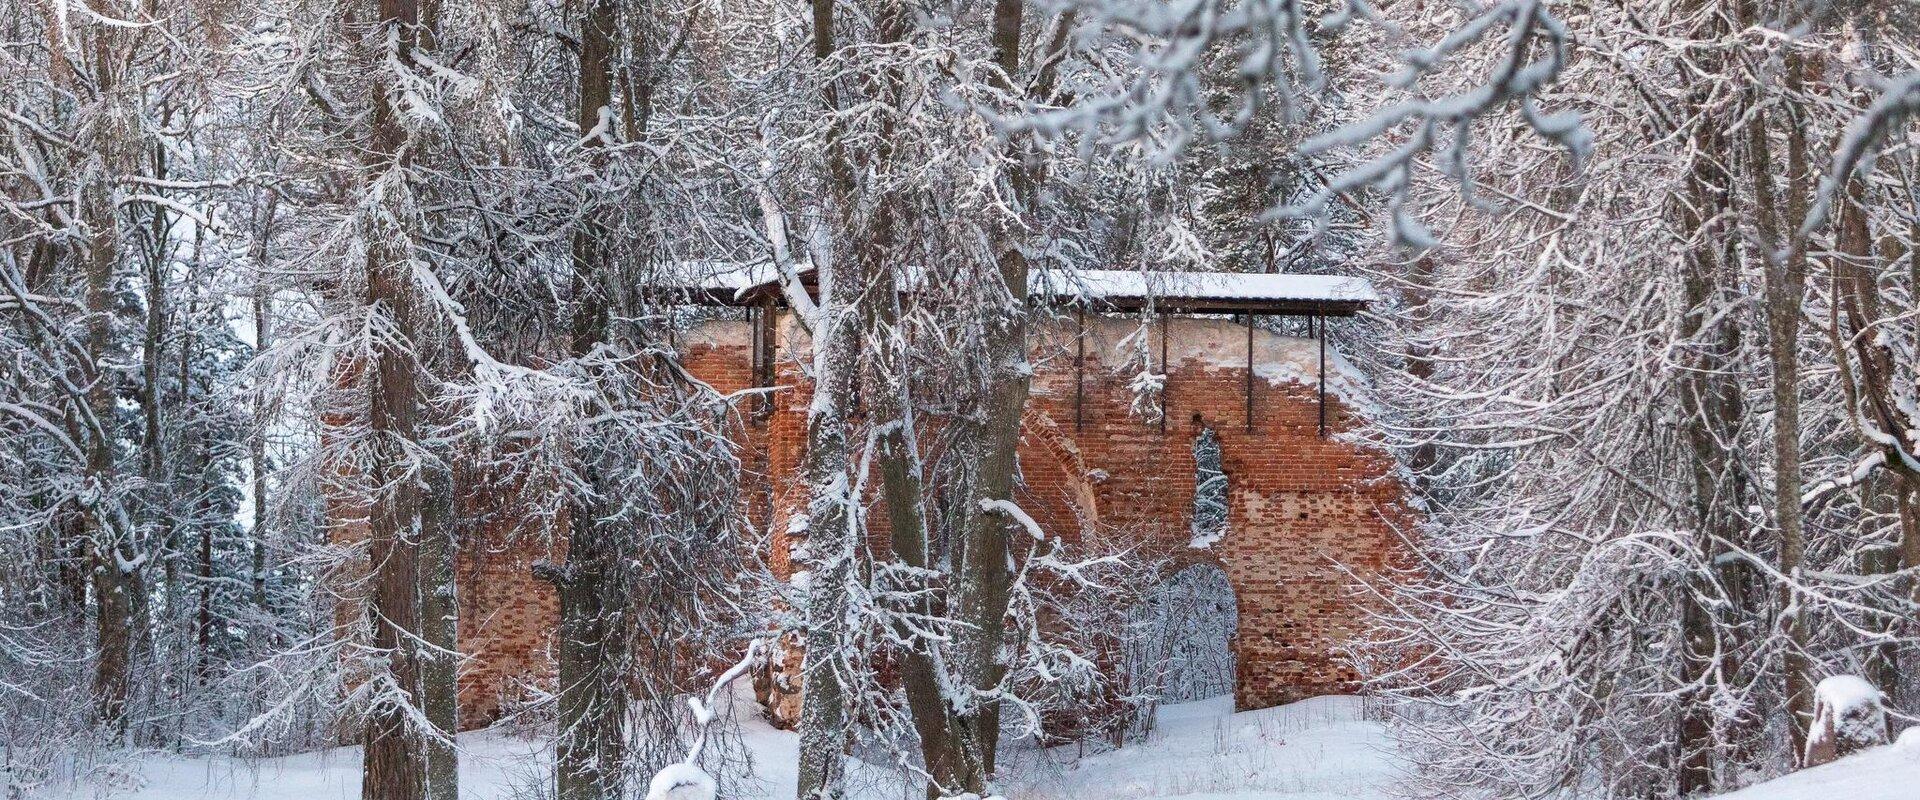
[1746,61,1813,758]
[419,457,459,800]
[1831,176,1920,712]
[791,0,870,795]
[792,297,863,800]
[1674,77,1741,798]
[251,193,277,612]
[946,0,1033,788]
[361,2,432,798]
[546,2,629,797]
[872,336,958,799]
[80,21,146,736]
[866,203,958,799]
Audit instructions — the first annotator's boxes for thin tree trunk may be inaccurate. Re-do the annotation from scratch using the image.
[140,145,173,627]
[251,193,277,612]
[180,243,214,685]
[1746,58,1813,759]
[1674,75,1740,797]
[1859,471,1904,701]
[1898,486,1920,711]
[411,8,458,796]
[419,459,459,800]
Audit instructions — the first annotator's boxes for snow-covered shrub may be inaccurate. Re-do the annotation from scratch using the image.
[1804,675,1887,767]
[644,763,717,800]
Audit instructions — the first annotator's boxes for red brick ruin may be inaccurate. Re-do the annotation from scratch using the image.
[338,274,1413,730]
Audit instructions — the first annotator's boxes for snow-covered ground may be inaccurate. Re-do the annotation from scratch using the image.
[58,693,1397,800]
[997,695,1395,800]
[56,693,1917,800]
[1714,727,1920,800]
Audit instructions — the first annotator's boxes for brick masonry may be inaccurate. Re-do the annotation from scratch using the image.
[339,312,1411,729]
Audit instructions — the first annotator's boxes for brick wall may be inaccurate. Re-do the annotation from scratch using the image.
[370,311,1409,729]
[1021,315,1410,708]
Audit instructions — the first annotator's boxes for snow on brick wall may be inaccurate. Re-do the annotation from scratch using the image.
[422,313,1411,729]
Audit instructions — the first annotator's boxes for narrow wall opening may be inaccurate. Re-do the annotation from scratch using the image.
[1190,426,1229,549]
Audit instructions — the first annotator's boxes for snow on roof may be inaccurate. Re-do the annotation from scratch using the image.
[662,260,779,297]
[671,262,1379,314]
[1032,269,1379,307]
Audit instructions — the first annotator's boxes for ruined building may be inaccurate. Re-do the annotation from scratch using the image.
[355,269,1412,730]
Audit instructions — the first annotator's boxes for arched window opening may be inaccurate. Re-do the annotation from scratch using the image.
[1190,427,1229,549]
[1124,563,1240,741]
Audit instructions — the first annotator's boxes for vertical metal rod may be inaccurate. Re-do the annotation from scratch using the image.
[1075,309,1086,432]
[1159,311,1170,434]
[1244,314,1254,433]
[756,300,778,420]
[1317,312,1326,437]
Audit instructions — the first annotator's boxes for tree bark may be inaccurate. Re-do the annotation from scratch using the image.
[792,293,864,800]
[791,182,869,800]
[945,0,1033,788]
[791,0,871,795]
[1745,58,1814,758]
[251,192,277,612]
[361,2,433,798]
[419,456,459,800]
[546,2,630,798]
[1831,176,1920,711]
[79,19,147,738]
[1673,73,1742,798]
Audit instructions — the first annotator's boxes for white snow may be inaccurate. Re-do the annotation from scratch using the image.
[54,691,1400,800]
[999,694,1396,800]
[979,498,1048,540]
[1805,674,1889,766]
[645,762,717,800]
[672,262,1379,309]
[1899,726,1920,757]
[1715,725,1920,800]
[1813,675,1882,716]
[1031,270,1380,306]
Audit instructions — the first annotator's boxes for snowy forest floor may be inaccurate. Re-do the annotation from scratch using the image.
[53,691,1919,800]
[58,692,1393,800]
